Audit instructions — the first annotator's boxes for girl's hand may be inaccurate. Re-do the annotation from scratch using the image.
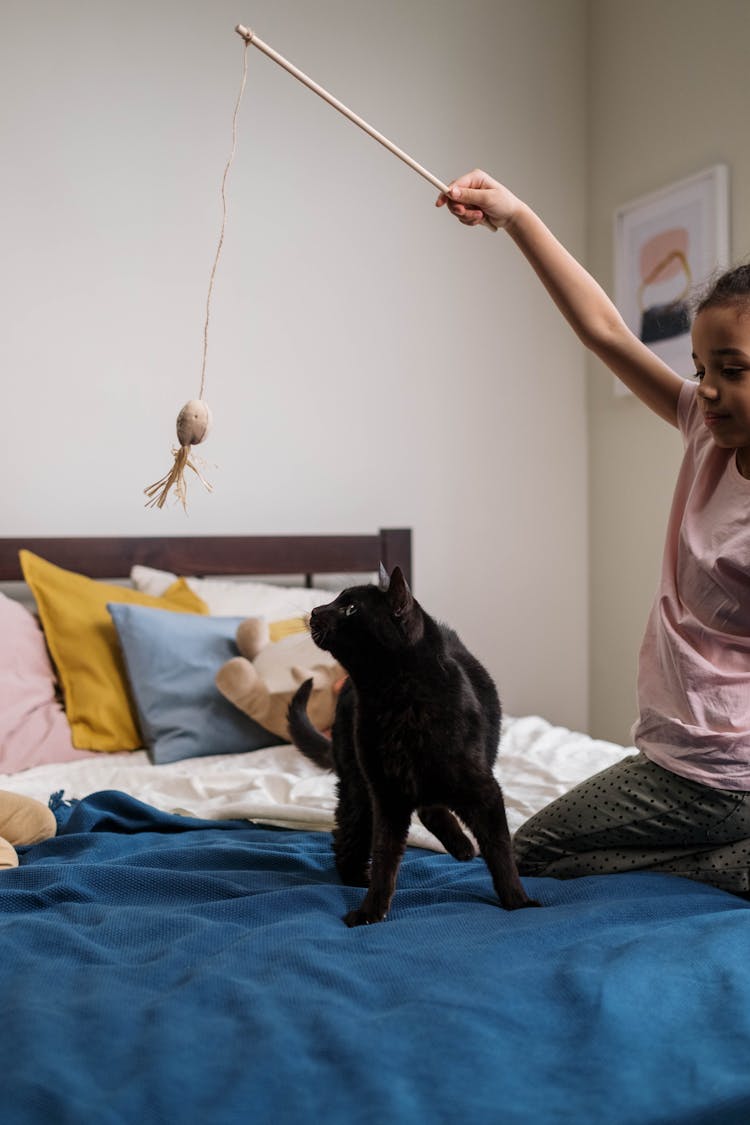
[436,169,521,231]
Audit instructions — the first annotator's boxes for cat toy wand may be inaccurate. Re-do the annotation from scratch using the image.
[234,25,501,230]
[234,23,453,195]
[147,24,491,511]
[233,24,499,230]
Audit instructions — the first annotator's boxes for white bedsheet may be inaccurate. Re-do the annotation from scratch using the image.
[0,716,634,851]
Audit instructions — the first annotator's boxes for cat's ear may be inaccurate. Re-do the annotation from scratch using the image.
[378,562,390,591]
[387,565,413,618]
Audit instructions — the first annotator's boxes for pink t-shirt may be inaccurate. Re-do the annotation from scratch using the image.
[634,379,750,790]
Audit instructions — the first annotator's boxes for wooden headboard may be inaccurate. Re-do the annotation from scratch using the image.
[0,529,412,588]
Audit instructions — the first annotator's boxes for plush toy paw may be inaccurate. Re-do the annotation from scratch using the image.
[0,838,18,869]
[0,791,57,847]
[235,618,270,661]
[215,657,265,708]
[215,658,277,735]
[0,792,57,869]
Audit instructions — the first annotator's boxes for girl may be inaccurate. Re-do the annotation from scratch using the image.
[438,170,750,895]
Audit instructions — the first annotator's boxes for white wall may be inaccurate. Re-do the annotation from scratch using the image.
[1,0,589,730]
[587,0,750,745]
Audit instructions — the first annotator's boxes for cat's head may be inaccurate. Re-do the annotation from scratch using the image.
[308,566,423,667]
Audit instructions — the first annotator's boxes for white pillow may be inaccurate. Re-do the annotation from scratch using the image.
[130,565,337,620]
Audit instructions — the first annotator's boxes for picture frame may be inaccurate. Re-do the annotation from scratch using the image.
[613,164,730,396]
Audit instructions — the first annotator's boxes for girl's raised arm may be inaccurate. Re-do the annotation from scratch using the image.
[437,170,684,425]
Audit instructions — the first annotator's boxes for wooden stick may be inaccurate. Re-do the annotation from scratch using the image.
[234,24,450,195]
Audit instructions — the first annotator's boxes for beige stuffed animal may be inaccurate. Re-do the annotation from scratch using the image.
[0,791,57,869]
[215,617,346,742]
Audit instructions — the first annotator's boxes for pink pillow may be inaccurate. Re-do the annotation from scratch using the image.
[0,593,98,770]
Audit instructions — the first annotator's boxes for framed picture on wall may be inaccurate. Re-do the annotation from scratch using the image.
[613,164,730,396]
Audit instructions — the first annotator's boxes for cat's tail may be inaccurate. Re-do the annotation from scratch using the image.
[287,679,335,770]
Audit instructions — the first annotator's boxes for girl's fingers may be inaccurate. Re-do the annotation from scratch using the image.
[451,203,485,223]
[436,189,487,227]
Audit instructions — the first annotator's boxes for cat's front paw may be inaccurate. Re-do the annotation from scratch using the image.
[343,906,387,928]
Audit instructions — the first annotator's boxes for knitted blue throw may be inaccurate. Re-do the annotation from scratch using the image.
[1,790,748,1124]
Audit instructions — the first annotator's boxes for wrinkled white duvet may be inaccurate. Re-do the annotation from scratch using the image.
[0,716,633,851]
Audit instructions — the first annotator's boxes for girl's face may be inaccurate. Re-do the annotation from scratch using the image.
[692,303,750,477]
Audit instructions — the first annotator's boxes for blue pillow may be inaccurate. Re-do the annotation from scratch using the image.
[108,603,281,764]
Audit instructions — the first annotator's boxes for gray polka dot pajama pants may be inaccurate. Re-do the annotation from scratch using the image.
[513,753,750,894]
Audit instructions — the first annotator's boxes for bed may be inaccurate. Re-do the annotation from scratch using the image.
[0,529,748,1125]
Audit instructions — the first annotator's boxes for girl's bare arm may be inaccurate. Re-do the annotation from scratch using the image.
[437,170,684,425]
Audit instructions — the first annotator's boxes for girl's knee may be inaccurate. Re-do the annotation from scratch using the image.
[512,820,553,876]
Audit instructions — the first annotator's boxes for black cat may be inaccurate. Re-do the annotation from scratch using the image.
[288,565,538,927]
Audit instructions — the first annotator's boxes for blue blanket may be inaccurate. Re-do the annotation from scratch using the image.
[2,791,749,1124]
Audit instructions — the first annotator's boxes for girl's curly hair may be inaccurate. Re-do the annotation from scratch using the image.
[694,263,750,315]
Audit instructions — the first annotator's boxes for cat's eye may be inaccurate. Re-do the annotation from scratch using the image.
[344,603,357,616]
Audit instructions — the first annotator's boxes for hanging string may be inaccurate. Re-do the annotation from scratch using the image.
[145,37,250,510]
[199,36,249,400]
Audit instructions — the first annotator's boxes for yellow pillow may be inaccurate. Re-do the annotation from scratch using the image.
[19,550,208,752]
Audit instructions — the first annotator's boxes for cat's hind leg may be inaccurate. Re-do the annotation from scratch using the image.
[453,777,540,910]
[418,805,475,861]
